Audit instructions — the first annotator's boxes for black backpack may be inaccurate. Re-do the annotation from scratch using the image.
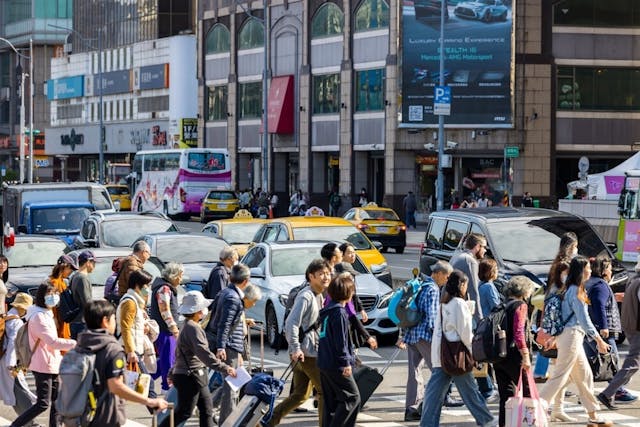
[275,282,311,354]
[59,287,81,324]
[471,301,515,363]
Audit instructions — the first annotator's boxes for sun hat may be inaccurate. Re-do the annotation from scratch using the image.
[177,291,213,315]
[57,254,79,270]
[10,293,33,311]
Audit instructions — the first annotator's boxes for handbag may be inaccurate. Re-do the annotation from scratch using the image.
[585,339,618,382]
[142,335,158,374]
[472,363,489,378]
[534,329,557,359]
[123,361,151,398]
[505,369,549,427]
[439,308,474,376]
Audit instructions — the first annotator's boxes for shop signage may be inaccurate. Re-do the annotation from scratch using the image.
[504,146,519,158]
[94,70,132,96]
[47,75,84,100]
[60,128,84,151]
[151,125,167,146]
[135,64,169,90]
[433,86,451,116]
[179,118,198,148]
[267,75,294,134]
[401,5,514,127]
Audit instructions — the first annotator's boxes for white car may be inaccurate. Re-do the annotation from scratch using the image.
[241,240,397,348]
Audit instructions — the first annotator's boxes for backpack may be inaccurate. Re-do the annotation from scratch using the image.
[471,302,513,363]
[56,348,102,427]
[0,314,20,359]
[275,283,311,354]
[15,320,40,369]
[541,291,574,336]
[59,286,81,324]
[387,277,426,328]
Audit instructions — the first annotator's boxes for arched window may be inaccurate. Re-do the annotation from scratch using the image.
[239,18,264,50]
[206,24,230,54]
[355,0,389,32]
[311,3,344,38]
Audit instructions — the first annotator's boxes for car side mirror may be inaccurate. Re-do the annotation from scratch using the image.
[250,267,265,279]
[372,241,383,250]
[606,242,618,254]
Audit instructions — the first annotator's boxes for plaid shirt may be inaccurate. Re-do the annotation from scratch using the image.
[402,277,440,345]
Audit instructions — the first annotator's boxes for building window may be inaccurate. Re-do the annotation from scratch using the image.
[239,18,264,50]
[313,74,340,114]
[356,69,384,111]
[557,66,640,111]
[553,0,640,27]
[311,3,344,38]
[206,24,230,54]
[239,82,262,119]
[3,0,30,24]
[355,0,389,32]
[34,0,72,19]
[207,85,228,121]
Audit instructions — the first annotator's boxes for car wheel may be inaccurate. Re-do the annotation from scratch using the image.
[381,246,388,253]
[266,304,281,349]
[395,246,405,254]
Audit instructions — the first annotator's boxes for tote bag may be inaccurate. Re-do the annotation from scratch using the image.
[505,369,549,427]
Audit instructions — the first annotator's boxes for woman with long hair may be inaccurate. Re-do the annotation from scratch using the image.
[420,270,496,427]
[0,255,9,314]
[540,256,613,426]
[47,255,78,339]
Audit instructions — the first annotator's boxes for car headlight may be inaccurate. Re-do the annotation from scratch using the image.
[370,262,388,274]
[278,294,288,307]
[377,291,393,309]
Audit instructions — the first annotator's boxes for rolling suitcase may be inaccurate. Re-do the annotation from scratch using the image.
[247,322,274,377]
[354,347,401,408]
[221,361,297,427]
[152,402,175,427]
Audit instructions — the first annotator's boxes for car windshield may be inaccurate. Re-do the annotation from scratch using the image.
[292,226,372,250]
[102,218,176,247]
[362,209,399,220]
[32,207,92,234]
[6,241,68,267]
[223,223,265,244]
[271,247,324,276]
[156,236,228,263]
[487,217,609,264]
[87,256,161,286]
[108,186,129,195]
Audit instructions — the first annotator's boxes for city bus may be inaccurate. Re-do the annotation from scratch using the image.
[617,169,640,262]
[131,148,231,218]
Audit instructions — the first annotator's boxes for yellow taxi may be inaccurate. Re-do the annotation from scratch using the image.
[200,190,240,222]
[105,184,131,211]
[251,213,391,285]
[201,211,268,257]
[343,203,407,254]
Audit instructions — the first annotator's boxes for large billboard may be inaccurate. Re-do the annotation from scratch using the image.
[401,0,514,128]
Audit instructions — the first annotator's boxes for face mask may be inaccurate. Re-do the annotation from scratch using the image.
[201,307,209,318]
[140,286,151,298]
[45,294,60,308]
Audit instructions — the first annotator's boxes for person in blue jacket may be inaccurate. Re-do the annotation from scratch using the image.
[318,272,361,427]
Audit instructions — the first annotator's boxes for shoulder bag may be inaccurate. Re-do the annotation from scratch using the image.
[440,305,474,376]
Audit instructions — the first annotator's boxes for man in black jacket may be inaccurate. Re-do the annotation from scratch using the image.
[204,246,239,300]
[208,263,251,425]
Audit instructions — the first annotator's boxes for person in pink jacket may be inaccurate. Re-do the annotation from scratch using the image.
[10,282,76,427]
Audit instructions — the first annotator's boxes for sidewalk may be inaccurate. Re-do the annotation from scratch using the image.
[406,228,425,249]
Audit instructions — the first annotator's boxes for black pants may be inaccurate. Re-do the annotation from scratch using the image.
[160,372,214,427]
[494,361,530,427]
[319,368,361,427]
[11,372,58,427]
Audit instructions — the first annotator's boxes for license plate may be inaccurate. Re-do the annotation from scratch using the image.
[217,203,227,209]
[376,226,388,233]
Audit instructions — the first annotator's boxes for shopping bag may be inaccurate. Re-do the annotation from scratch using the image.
[142,335,158,374]
[123,361,151,399]
[505,369,549,427]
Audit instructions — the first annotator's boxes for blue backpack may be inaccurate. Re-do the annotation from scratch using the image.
[542,292,574,336]
[388,277,425,328]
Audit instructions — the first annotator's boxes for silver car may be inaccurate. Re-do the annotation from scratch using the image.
[241,240,397,348]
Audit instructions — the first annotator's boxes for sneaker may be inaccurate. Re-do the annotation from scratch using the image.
[587,418,613,427]
[596,392,618,411]
[615,389,638,403]
[404,408,422,421]
[444,396,464,407]
[483,390,499,404]
[534,376,548,383]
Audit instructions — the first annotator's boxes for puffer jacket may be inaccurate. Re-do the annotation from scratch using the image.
[208,285,245,353]
[25,306,76,374]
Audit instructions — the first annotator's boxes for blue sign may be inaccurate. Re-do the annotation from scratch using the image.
[47,76,84,100]
[434,86,451,116]
[138,64,169,90]
[95,70,131,95]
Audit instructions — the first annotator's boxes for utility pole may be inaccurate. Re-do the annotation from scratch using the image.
[261,0,269,193]
[28,38,34,183]
[19,72,26,184]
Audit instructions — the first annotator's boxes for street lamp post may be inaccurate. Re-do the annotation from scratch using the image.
[436,3,446,211]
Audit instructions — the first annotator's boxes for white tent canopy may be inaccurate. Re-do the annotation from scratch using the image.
[570,152,640,200]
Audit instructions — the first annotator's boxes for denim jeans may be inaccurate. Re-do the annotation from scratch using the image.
[420,368,497,427]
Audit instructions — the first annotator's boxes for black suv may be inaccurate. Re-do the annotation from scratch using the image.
[419,207,629,293]
[73,211,178,249]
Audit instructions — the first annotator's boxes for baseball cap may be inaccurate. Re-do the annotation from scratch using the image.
[78,250,98,264]
[57,254,78,270]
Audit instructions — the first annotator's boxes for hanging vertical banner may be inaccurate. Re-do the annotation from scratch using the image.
[401,1,515,128]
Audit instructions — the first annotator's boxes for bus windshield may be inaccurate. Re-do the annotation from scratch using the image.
[619,176,640,219]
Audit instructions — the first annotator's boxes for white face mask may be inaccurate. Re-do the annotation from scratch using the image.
[45,294,60,308]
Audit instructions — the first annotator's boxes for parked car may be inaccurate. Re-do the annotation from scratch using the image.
[73,211,178,249]
[419,207,629,293]
[453,0,508,22]
[105,184,132,211]
[200,190,240,222]
[343,204,407,254]
[250,216,392,286]
[242,241,397,348]
[201,217,268,257]
[133,232,228,291]
[3,235,70,302]
[414,0,449,20]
